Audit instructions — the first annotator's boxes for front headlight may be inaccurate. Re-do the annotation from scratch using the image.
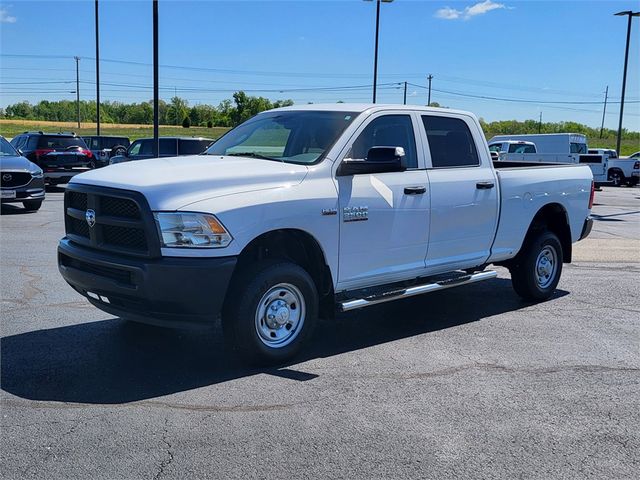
[30,167,44,178]
[154,212,232,248]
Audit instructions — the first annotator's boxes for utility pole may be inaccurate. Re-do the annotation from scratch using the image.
[74,56,80,129]
[614,10,639,155]
[427,74,433,106]
[152,0,159,158]
[403,81,407,105]
[599,86,608,139]
[95,0,100,136]
[538,111,543,133]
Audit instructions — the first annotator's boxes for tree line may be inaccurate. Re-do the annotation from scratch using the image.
[1,93,638,145]
[0,91,294,128]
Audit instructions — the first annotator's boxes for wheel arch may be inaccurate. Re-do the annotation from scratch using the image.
[231,228,335,318]
[522,203,573,264]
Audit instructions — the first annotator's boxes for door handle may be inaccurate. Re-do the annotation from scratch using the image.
[476,181,495,190]
[404,186,426,195]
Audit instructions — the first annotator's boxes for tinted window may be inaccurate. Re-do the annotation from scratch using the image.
[37,135,86,150]
[421,116,479,168]
[9,135,24,149]
[83,137,98,149]
[488,143,502,152]
[350,115,417,168]
[101,137,130,149]
[160,138,177,156]
[579,155,603,164]
[508,144,536,153]
[178,139,211,155]
[206,111,357,165]
[27,136,40,149]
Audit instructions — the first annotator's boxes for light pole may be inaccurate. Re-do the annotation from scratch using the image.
[95,0,100,136]
[365,0,394,103]
[152,0,159,158]
[614,10,639,155]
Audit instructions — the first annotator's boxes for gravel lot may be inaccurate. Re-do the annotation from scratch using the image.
[1,186,638,479]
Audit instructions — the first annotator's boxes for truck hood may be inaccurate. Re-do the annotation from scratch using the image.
[70,155,309,210]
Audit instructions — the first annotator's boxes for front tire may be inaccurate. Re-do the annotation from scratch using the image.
[510,231,563,301]
[222,261,318,365]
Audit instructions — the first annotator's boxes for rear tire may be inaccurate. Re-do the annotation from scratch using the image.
[510,231,563,301]
[222,260,318,366]
[23,200,42,211]
[608,170,624,187]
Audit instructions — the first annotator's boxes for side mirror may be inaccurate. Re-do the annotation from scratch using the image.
[17,149,24,156]
[490,151,499,161]
[337,146,407,176]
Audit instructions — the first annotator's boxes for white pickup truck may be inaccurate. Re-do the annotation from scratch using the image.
[588,148,640,187]
[58,104,594,364]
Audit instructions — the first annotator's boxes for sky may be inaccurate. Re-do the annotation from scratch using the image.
[0,0,639,130]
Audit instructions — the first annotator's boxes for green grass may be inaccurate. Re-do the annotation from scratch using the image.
[0,121,230,142]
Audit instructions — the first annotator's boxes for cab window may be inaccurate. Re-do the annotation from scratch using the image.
[421,116,480,168]
[350,115,418,168]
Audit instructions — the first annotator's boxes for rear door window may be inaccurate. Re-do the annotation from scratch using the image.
[421,116,480,168]
[178,139,211,155]
[159,139,177,156]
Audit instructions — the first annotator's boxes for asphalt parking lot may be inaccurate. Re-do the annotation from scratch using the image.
[1,186,639,479]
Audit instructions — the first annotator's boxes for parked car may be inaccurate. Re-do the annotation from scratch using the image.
[9,132,93,185]
[109,137,213,164]
[588,148,639,187]
[0,136,45,211]
[488,133,608,185]
[628,151,640,159]
[58,104,594,365]
[82,135,130,167]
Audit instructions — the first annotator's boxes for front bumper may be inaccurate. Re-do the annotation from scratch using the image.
[1,176,46,203]
[579,217,593,241]
[58,238,237,328]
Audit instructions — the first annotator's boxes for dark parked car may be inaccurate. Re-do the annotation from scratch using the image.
[109,137,214,164]
[10,132,93,185]
[0,136,45,211]
[82,135,130,167]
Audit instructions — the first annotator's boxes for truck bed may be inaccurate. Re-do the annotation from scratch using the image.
[488,163,593,263]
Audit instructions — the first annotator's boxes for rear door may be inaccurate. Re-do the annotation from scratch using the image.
[418,114,499,272]
[335,112,430,290]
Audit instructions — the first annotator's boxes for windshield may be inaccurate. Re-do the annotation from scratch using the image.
[0,137,19,156]
[205,110,358,164]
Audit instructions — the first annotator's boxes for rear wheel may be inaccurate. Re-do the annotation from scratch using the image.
[608,169,624,187]
[23,200,42,211]
[510,231,563,301]
[222,260,318,365]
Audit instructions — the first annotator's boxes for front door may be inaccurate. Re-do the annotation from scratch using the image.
[335,113,430,291]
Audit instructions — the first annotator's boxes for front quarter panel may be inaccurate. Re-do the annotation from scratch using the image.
[165,163,340,284]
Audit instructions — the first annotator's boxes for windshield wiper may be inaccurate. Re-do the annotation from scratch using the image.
[224,152,282,162]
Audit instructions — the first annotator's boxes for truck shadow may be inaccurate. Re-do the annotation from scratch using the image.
[1,278,568,404]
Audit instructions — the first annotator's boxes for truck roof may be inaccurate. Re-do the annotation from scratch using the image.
[269,103,474,117]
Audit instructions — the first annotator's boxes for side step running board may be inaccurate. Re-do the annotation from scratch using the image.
[339,270,498,312]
